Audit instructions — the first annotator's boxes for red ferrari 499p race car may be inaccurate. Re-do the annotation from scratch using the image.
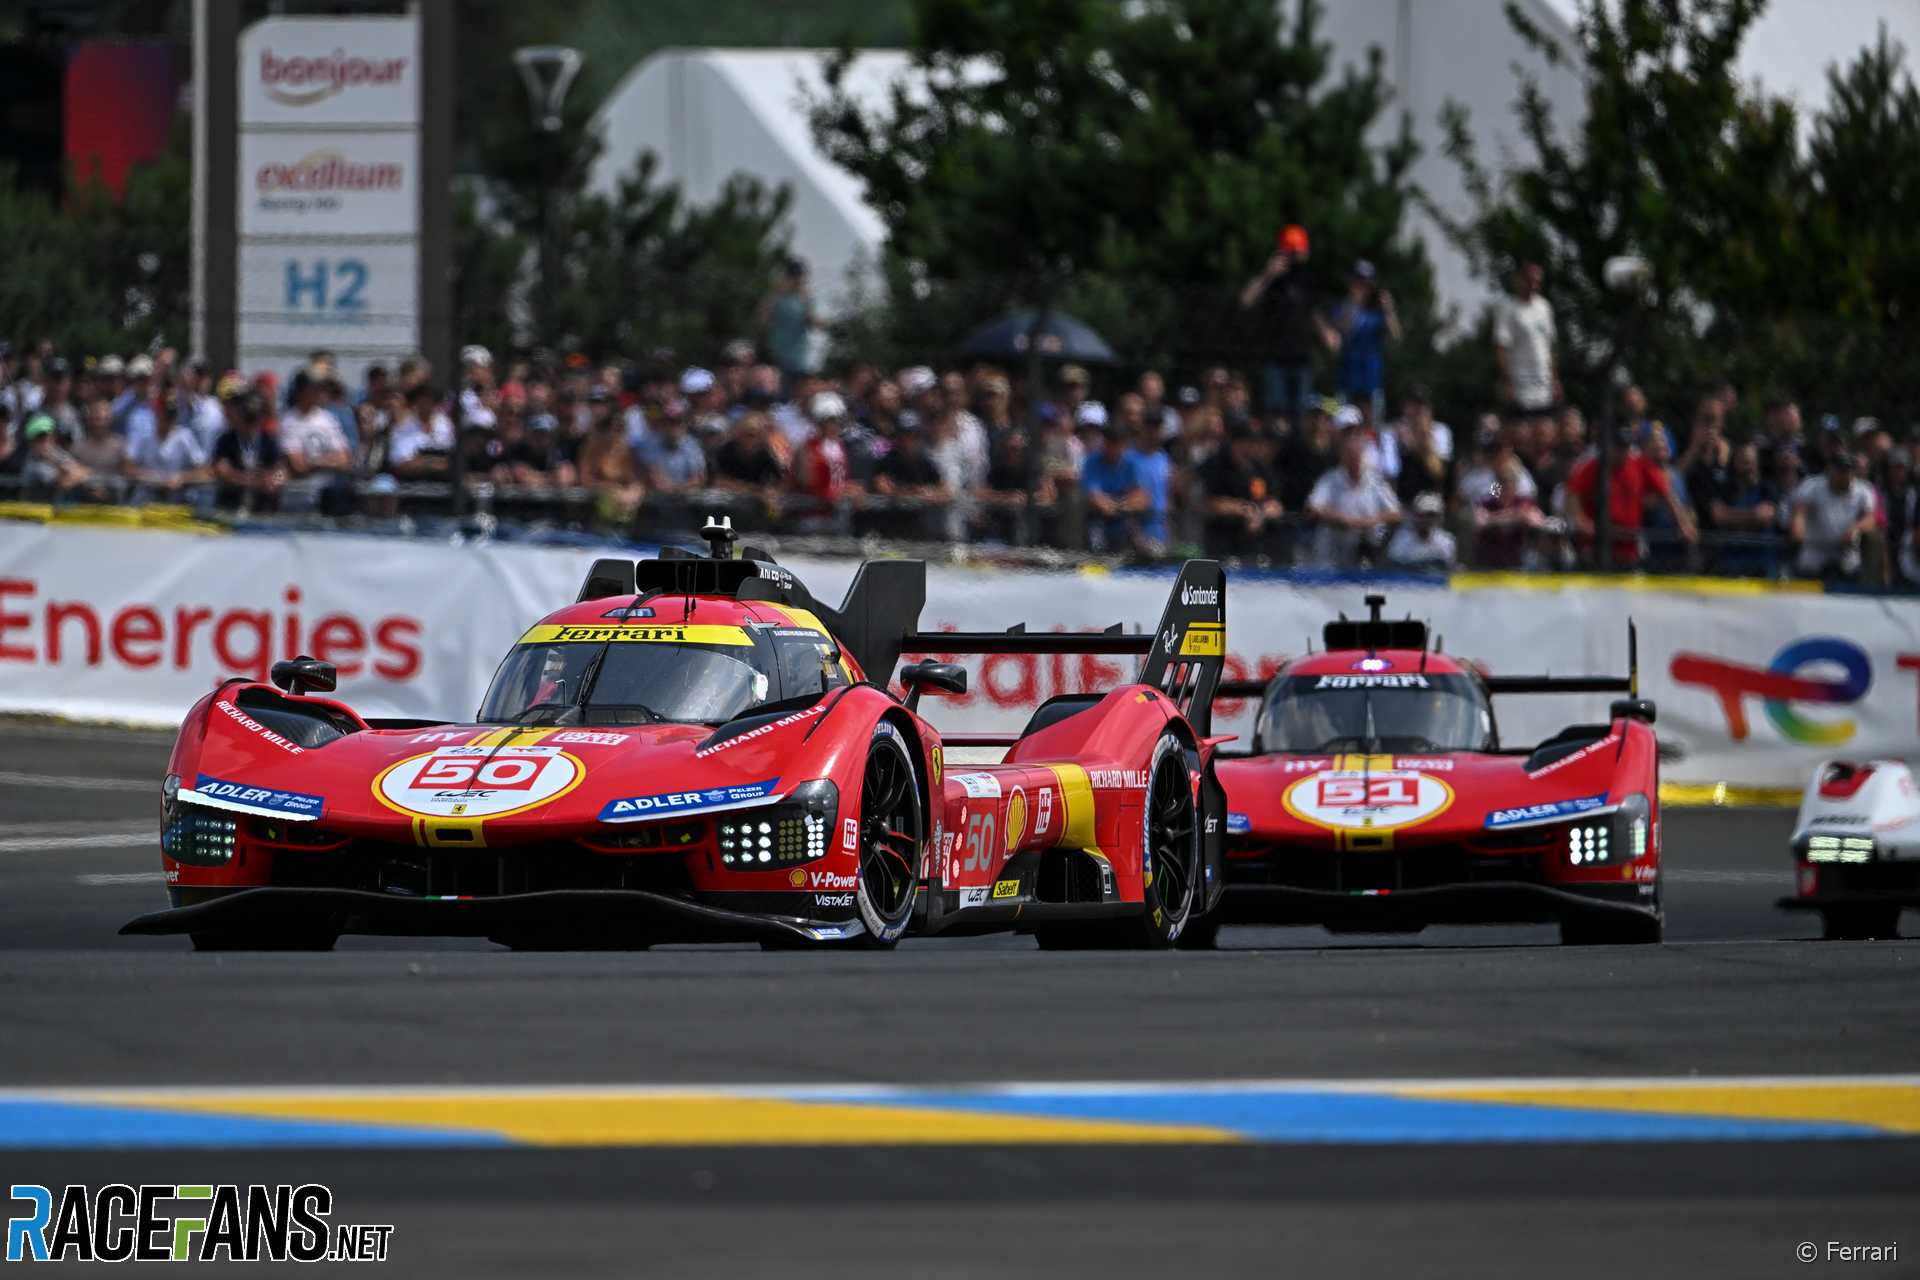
[125,520,1230,951]
[1202,595,1663,947]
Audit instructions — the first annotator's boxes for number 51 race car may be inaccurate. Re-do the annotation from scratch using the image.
[124,519,1229,951]
[1200,595,1662,947]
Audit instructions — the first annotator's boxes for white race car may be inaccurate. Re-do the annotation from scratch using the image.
[1779,759,1920,940]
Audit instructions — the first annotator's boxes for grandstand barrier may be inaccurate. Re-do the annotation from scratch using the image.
[1,521,1913,798]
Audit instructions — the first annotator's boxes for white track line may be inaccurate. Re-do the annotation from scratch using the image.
[1665,869,1790,885]
[75,871,167,886]
[0,833,153,853]
[0,770,150,792]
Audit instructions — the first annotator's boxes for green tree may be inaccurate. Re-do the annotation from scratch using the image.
[0,120,190,358]
[1439,0,1809,420]
[1800,27,1920,421]
[810,0,1434,377]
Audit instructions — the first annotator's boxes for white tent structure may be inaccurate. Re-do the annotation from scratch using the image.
[590,5,1920,322]
[589,49,905,312]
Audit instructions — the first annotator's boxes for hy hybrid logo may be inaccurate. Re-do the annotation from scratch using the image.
[7,1183,391,1264]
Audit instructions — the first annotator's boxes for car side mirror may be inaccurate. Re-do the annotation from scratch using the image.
[899,661,967,712]
[1611,698,1655,725]
[271,656,337,696]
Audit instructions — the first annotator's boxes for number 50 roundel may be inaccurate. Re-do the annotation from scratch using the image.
[375,745,585,819]
[1281,769,1453,833]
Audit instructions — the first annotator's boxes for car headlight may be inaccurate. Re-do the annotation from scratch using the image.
[718,779,836,869]
[1565,793,1650,867]
[1804,834,1875,863]
[163,802,236,866]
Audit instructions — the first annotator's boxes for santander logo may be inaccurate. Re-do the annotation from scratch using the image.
[259,47,409,107]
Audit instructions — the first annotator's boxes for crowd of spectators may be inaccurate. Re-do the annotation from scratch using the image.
[0,239,1912,588]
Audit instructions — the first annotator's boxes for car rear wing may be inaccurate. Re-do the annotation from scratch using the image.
[902,560,1228,735]
[1210,620,1642,704]
[1483,620,1640,700]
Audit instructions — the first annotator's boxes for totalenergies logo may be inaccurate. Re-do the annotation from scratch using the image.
[1670,637,1871,745]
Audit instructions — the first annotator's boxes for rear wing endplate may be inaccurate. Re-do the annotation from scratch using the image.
[903,560,1227,735]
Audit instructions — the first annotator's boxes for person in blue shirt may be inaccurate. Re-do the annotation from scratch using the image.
[1123,425,1172,552]
[1327,260,1400,426]
[1079,415,1148,553]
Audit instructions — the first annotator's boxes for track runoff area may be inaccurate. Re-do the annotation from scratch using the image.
[5,721,1918,1276]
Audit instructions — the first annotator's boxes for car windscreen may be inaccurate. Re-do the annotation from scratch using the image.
[1257,672,1491,753]
[478,641,773,725]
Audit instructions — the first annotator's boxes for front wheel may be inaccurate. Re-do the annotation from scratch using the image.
[852,722,923,948]
[1821,905,1901,941]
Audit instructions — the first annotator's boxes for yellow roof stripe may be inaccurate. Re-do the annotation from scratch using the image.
[519,623,752,647]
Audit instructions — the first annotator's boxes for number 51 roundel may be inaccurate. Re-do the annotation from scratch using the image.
[1281,768,1454,833]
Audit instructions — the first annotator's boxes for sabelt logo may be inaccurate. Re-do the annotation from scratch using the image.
[259,47,409,107]
[255,151,403,194]
[1181,583,1220,607]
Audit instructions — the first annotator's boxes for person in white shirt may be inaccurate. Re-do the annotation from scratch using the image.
[388,385,457,476]
[278,368,354,511]
[1493,261,1556,414]
[457,345,498,430]
[1384,491,1457,569]
[129,398,211,503]
[1307,426,1402,566]
[1790,450,1877,581]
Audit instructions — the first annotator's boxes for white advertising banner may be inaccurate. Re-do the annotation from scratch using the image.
[239,16,420,128]
[237,239,419,351]
[1,525,1914,793]
[239,130,418,237]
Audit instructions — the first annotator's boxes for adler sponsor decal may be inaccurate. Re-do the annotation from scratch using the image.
[1484,793,1610,828]
[259,47,409,106]
[597,777,780,822]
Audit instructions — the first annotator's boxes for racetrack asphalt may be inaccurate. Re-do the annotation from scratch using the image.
[2,720,1916,1277]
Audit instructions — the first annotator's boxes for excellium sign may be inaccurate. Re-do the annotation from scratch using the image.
[239,17,420,127]
[239,132,417,235]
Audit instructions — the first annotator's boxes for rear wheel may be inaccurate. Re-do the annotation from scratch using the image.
[853,722,922,948]
[1821,905,1901,941]
[1036,733,1198,951]
[190,927,338,952]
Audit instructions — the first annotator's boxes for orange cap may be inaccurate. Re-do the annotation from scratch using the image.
[1277,224,1310,254]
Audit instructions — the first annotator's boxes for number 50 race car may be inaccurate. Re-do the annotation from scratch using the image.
[124,519,1229,951]
[1200,595,1663,947]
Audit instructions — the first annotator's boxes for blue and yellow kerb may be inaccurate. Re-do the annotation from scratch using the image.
[2,1077,1918,1148]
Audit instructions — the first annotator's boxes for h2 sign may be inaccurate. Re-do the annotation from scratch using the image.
[284,258,369,318]
[237,239,419,354]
